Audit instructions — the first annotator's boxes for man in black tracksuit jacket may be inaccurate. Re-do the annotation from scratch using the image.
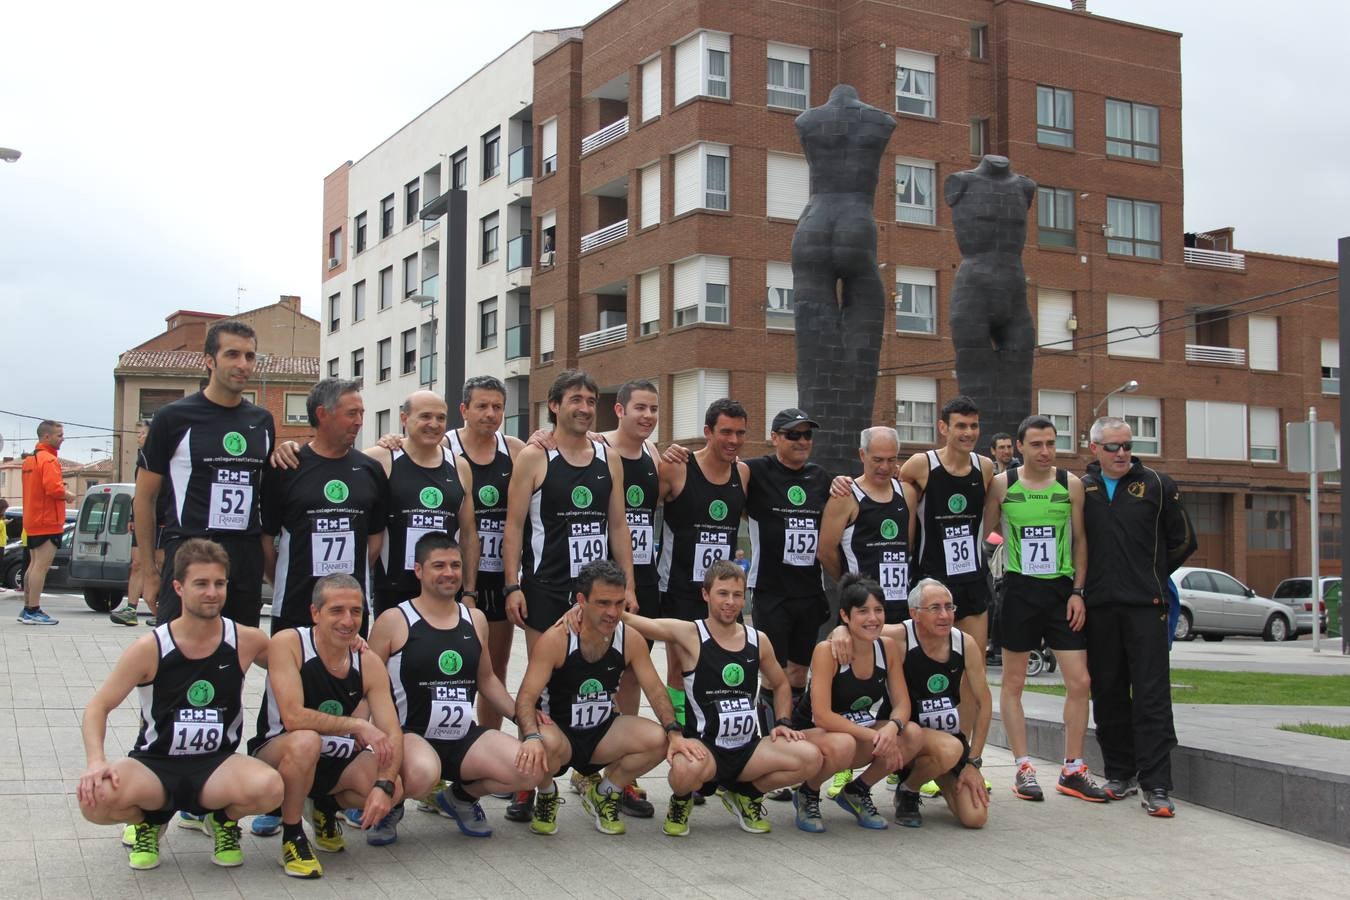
[1081,418,1196,816]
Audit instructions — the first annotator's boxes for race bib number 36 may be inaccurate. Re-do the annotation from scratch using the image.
[171,708,224,756]
[209,469,254,531]
[943,525,977,576]
[714,697,757,750]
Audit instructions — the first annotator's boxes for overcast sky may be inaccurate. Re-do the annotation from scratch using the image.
[2,0,1345,459]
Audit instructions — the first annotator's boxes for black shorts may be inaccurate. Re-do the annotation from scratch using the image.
[750,591,828,667]
[475,579,508,623]
[157,535,265,627]
[949,578,992,619]
[374,584,418,619]
[25,532,61,550]
[709,737,761,789]
[130,751,234,816]
[428,724,488,783]
[1001,573,1086,652]
[660,588,706,622]
[521,577,574,633]
[250,737,364,799]
[554,715,620,777]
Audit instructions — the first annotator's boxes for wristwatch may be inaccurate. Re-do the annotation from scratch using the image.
[664,721,682,734]
[461,590,478,599]
[889,719,905,733]
[373,779,395,797]
[1070,587,1085,597]
[504,584,522,596]
[969,756,983,769]
[775,717,793,729]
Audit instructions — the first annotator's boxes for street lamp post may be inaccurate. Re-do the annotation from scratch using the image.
[0,148,21,163]
[1092,379,1140,418]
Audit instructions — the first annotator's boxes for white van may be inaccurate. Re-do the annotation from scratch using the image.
[69,483,135,610]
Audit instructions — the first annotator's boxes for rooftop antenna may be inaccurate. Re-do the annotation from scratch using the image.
[236,285,247,314]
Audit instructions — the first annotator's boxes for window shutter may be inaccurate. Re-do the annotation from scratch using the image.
[1248,316,1278,371]
[764,374,798,438]
[1106,294,1160,358]
[674,36,700,105]
[896,266,936,288]
[705,32,730,53]
[538,307,555,355]
[640,164,660,228]
[766,42,809,65]
[641,57,662,122]
[895,49,935,74]
[673,257,700,312]
[1037,289,1074,350]
[1187,400,1246,460]
[896,376,936,404]
[766,261,793,295]
[702,255,729,287]
[765,153,809,220]
[639,269,660,329]
[673,146,699,215]
[541,119,557,163]
[1322,338,1339,369]
[541,210,555,233]
[1250,407,1279,454]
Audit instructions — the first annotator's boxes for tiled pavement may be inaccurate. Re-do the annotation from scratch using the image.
[1,589,1348,899]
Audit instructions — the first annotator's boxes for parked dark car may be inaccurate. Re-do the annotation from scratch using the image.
[3,523,76,591]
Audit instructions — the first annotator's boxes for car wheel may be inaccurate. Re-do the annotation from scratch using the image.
[2,561,21,591]
[1201,633,1225,642]
[1263,614,1290,643]
[1174,610,1194,642]
[83,589,120,612]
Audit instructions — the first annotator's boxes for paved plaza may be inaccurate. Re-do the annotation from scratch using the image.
[1,589,1348,899]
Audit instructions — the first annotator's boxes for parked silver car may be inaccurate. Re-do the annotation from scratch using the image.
[1171,567,1294,642]
[1271,576,1336,636]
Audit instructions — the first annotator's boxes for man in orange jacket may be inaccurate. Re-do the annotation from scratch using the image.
[21,420,73,625]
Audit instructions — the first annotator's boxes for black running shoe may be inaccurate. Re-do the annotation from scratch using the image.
[1056,767,1108,803]
[1012,763,1044,802]
[766,786,793,802]
[1141,788,1175,818]
[1103,776,1139,801]
[893,787,923,828]
[504,790,535,823]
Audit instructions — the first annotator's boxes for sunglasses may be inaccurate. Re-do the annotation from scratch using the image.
[1100,441,1133,453]
[780,429,814,441]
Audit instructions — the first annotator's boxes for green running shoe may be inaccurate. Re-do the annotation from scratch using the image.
[581,782,625,835]
[306,798,345,853]
[919,779,942,798]
[720,790,772,834]
[825,769,853,799]
[663,794,694,837]
[207,812,244,867]
[279,831,323,879]
[127,822,162,870]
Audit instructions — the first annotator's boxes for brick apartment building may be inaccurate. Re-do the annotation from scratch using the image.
[521,0,1341,593]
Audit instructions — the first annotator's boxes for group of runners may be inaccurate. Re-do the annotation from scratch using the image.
[77,317,1185,879]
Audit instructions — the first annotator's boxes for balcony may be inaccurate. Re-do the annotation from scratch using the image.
[579,219,628,254]
[508,145,533,184]
[581,117,629,155]
[505,323,530,360]
[1184,247,1246,271]
[506,232,532,272]
[418,353,438,386]
[504,414,528,440]
[420,274,438,299]
[578,323,628,353]
[1185,344,1246,366]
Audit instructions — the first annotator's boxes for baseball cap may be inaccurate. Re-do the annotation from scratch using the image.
[771,408,820,433]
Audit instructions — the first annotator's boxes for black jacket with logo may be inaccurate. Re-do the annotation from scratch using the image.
[1080,458,1196,609]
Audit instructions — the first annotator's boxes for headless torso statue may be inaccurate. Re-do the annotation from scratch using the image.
[945,155,1037,448]
[791,85,896,476]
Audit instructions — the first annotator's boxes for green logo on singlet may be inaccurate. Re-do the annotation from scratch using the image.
[626,485,644,507]
[578,678,604,696]
[222,432,246,456]
[318,700,344,716]
[438,650,463,675]
[850,696,873,712]
[722,664,745,687]
[572,486,593,509]
[927,673,950,694]
[787,485,807,506]
[420,487,445,508]
[947,494,968,514]
[478,485,500,506]
[187,679,216,708]
[324,480,350,503]
[880,518,900,540]
[708,500,729,522]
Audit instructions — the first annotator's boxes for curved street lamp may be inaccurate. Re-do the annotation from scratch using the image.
[1092,379,1140,417]
[0,148,21,163]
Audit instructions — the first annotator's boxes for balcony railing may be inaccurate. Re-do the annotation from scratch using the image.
[420,274,438,299]
[1185,344,1246,366]
[418,353,438,386]
[1184,247,1246,271]
[579,219,628,254]
[506,232,532,272]
[504,414,528,440]
[578,322,628,353]
[508,145,533,184]
[581,117,630,155]
[505,323,530,360]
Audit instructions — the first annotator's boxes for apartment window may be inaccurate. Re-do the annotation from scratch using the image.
[375,409,390,439]
[377,338,392,382]
[1248,315,1278,371]
[1108,394,1161,455]
[970,118,987,157]
[671,369,730,439]
[404,179,420,226]
[401,328,417,375]
[1037,187,1075,248]
[766,152,808,219]
[350,347,365,379]
[540,119,558,175]
[1036,288,1074,351]
[674,32,731,104]
[1320,512,1342,561]
[328,228,342,267]
[451,148,468,190]
[1106,294,1160,358]
[1250,407,1280,462]
[326,357,339,378]
[352,280,366,322]
[1037,390,1075,452]
[419,321,437,386]
[895,377,937,444]
[764,374,799,439]
[673,255,730,326]
[354,212,368,253]
[1186,400,1247,461]
[895,157,936,225]
[479,297,498,350]
[1106,197,1162,259]
[1036,85,1074,148]
[284,394,308,426]
[895,267,937,334]
[480,212,500,264]
[1322,339,1340,394]
[378,266,393,312]
[380,195,394,238]
[673,143,730,215]
[538,306,555,364]
[766,43,809,111]
[970,24,988,60]
[1247,494,1293,551]
[327,293,340,333]
[482,128,501,180]
[402,254,418,299]
[1106,99,1160,162]
[895,50,935,117]
[641,56,662,122]
[639,163,660,229]
[766,261,794,330]
[639,269,660,336]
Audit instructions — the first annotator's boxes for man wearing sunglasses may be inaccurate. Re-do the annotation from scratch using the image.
[1082,417,1196,819]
